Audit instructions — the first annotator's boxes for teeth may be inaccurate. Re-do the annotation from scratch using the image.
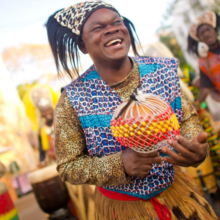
[106,39,122,46]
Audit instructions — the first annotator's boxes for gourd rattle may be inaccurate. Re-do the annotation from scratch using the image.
[110,89,180,153]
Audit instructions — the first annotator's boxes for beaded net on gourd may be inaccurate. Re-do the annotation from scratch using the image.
[111,89,180,153]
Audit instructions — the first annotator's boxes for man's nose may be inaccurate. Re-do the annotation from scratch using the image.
[104,26,119,35]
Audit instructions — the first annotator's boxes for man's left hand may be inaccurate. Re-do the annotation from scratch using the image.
[161,132,208,167]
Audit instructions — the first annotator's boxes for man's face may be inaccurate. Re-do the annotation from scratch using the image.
[80,8,131,65]
[197,24,218,47]
[40,107,54,126]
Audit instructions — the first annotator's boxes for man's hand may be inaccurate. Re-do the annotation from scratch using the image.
[122,148,162,177]
[161,132,208,167]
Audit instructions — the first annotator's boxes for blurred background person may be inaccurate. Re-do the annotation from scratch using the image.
[23,85,59,167]
[188,11,220,121]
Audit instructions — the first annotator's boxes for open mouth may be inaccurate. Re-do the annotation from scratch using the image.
[105,39,122,47]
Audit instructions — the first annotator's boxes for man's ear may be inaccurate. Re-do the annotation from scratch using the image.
[78,40,88,54]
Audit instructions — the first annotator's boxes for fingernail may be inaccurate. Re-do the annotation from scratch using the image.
[176,136,179,141]
[168,140,172,145]
[162,147,166,153]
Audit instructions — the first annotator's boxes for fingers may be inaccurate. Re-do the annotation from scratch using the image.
[163,156,188,167]
[172,136,193,151]
[167,138,195,156]
[136,151,159,158]
[193,132,208,144]
[139,164,152,171]
[139,156,162,165]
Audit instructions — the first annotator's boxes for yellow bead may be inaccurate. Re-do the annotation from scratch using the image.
[130,132,134,136]
[153,122,157,126]
[166,120,170,124]
[147,130,151,135]
[168,127,172,131]
[155,129,159,133]
[114,134,117,137]
[159,121,163,125]
[124,134,128,137]
[120,126,124,129]
[119,134,122,138]
[116,126,120,130]
[130,127,133,131]
[150,126,153,130]
[164,124,168,128]
[111,126,115,129]
[141,127,145,132]
[158,125,161,129]
[162,128,165,133]
[124,129,128,133]
[120,130,123,134]
[134,124,138,128]
[125,124,129,128]
[137,131,141,135]
[142,122,146,126]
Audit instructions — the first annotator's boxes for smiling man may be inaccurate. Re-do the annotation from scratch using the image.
[47,1,217,220]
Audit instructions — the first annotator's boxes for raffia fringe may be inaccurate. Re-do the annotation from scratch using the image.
[94,167,218,220]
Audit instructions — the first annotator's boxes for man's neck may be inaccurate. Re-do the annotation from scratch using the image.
[94,57,133,85]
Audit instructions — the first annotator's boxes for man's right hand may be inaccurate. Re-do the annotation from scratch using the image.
[122,148,162,177]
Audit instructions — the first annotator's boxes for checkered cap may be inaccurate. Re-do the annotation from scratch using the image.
[54,1,120,35]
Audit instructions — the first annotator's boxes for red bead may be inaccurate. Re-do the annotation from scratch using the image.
[154,141,157,145]
[141,144,145,148]
[144,135,148,139]
[147,143,151,146]
[136,120,140,123]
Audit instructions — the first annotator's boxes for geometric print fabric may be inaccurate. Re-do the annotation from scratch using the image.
[64,56,182,199]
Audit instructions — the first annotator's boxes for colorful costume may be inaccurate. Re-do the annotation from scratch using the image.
[55,58,216,219]
[188,11,220,120]
[182,69,220,180]
[47,1,217,219]
[23,85,59,162]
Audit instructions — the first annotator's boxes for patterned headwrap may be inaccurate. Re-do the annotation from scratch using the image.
[189,11,217,41]
[54,1,121,35]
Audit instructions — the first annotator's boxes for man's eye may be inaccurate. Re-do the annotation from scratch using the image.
[93,26,102,31]
[114,20,122,25]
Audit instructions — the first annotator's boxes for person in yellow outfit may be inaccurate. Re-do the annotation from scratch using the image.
[23,85,59,166]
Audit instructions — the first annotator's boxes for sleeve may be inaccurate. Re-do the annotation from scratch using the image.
[179,90,208,167]
[200,69,214,88]
[54,91,130,186]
